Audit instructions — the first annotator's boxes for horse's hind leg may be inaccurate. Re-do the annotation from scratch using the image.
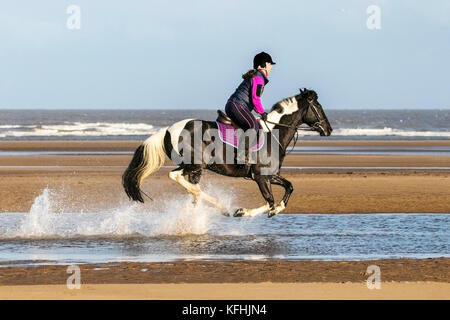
[169,167,229,215]
[169,167,200,197]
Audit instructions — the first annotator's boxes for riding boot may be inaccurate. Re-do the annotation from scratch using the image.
[241,135,253,165]
[236,130,256,169]
[246,130,259,165]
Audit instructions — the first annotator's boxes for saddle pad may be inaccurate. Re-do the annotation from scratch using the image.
[216,121,265,151]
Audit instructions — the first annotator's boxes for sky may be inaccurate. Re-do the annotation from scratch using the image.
[0,0,449,110]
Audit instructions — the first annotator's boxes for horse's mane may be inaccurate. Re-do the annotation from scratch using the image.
[270,95,298,113]
[270,89,317,113]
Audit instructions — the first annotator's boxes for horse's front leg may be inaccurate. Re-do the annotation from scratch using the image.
[234,203,271,218]
[234,175,276,218]
[269,175,294,215]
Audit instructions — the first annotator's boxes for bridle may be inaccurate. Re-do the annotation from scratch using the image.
[261,100,327,155]
[306,100,328,133]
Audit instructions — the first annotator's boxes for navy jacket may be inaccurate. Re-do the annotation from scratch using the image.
[228,70,269,114]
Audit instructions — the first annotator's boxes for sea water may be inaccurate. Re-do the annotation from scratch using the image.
[0,189,448,266]
[0,109,449,140]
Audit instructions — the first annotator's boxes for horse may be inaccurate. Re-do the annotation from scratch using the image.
[122,88,332,217]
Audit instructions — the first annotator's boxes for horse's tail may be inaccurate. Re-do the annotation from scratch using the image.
[122,127,168,202]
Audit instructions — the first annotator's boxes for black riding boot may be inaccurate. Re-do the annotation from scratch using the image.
[237,131,257,166]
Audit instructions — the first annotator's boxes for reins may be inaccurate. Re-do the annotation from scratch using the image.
[260,102,326,155]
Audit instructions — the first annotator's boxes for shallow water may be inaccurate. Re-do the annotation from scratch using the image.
[0,190,448,266]
[2,145,450,157]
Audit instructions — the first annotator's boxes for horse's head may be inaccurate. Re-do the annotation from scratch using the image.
[297,88,332,136]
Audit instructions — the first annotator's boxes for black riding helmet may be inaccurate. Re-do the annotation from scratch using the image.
[253,51,276,69]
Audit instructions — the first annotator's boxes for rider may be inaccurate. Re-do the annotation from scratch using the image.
[225,51,275,131]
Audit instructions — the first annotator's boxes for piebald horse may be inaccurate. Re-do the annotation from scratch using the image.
[122,89,332,217]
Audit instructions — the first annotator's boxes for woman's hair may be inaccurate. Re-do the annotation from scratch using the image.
[242,69,258,80]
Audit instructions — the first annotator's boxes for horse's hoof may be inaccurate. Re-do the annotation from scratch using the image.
[221,211,230,217]
[268,211,277,218]
[233,208,245,217]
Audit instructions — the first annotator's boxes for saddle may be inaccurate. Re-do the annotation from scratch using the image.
[216,110,239,129]
[216,110,262,130]
[215,110,265,152]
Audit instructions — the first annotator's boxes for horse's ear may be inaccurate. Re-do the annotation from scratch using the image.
[299,88,304,94]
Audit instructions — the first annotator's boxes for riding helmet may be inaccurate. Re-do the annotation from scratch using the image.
[253,51,276,69]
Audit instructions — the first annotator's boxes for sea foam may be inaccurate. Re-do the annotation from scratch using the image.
[1,122,449,138]
[0,122,158,138]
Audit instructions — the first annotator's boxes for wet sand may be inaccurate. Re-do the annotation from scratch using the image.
[2,139,450,151]
[1,259,448,285]
[0,140,449,213]
[1,169,450,213]
[0,259,448,299]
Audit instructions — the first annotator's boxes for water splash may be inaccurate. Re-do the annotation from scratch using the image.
[18,188,57,237]
[6,187,238,239]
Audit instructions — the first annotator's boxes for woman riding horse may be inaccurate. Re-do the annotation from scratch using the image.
[225,51,275,130]
[122,86,332,218]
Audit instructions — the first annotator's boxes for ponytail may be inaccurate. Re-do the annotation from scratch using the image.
[242,69,258,80]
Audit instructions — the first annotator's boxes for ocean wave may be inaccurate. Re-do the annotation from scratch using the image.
[297,127,450,137]
[1,122,449,138]
[0,122,158,137]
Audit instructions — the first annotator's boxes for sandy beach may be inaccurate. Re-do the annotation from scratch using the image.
[0,139,449,299]
[0,259,448,299]
[0,140,449,213]
[1,282,448,300]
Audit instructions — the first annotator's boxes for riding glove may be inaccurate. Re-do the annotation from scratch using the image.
[261,112,268,121]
